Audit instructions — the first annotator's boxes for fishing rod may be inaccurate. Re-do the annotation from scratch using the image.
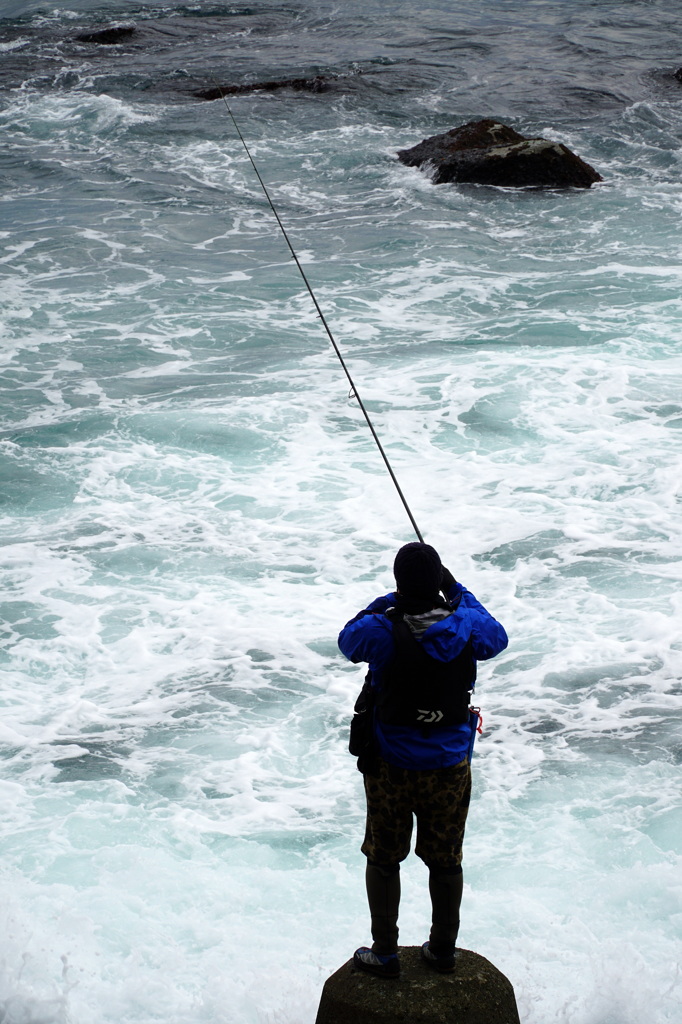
[212,83,424,543]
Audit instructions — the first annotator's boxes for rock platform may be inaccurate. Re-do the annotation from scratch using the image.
[315,946,521,1024]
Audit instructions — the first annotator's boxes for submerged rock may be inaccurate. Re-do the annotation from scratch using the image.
[675,67,682,82]
[398,118,602,188]
[193,75,332,100]
[75,26,136,45]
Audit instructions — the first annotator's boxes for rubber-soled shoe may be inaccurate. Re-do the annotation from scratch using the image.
[353,946,400,978]
[421,941,456,973]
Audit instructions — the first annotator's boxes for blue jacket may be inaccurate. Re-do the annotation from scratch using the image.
[338,582,508,769]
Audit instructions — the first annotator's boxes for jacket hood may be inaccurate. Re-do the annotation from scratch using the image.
[416,608,472,662]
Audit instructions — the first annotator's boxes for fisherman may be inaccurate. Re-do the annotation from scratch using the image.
[338,541,508,978]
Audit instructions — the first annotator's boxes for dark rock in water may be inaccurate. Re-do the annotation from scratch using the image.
[193,76,332,100]
[315,946,521,1024]
[398,118,602,188]
[76,26,136,45]
[675,67,682,82]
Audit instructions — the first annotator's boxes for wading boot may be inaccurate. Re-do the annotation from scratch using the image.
[422,865,463,973]
[353,862,401,978]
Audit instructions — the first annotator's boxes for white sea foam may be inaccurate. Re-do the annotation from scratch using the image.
[0,36,29,51]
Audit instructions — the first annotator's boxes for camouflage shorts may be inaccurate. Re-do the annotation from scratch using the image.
[361,756,472,870]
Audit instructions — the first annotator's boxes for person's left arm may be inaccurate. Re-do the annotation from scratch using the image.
[338,593,396,664]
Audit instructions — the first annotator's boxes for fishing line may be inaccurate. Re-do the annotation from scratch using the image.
[212,83,424,543]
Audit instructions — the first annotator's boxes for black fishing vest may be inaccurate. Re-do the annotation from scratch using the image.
[376,607,476,730]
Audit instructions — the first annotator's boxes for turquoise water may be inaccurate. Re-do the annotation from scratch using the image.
[1,2,681,1022]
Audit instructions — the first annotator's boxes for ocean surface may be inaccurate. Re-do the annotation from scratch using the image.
[1,1,681,1022]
